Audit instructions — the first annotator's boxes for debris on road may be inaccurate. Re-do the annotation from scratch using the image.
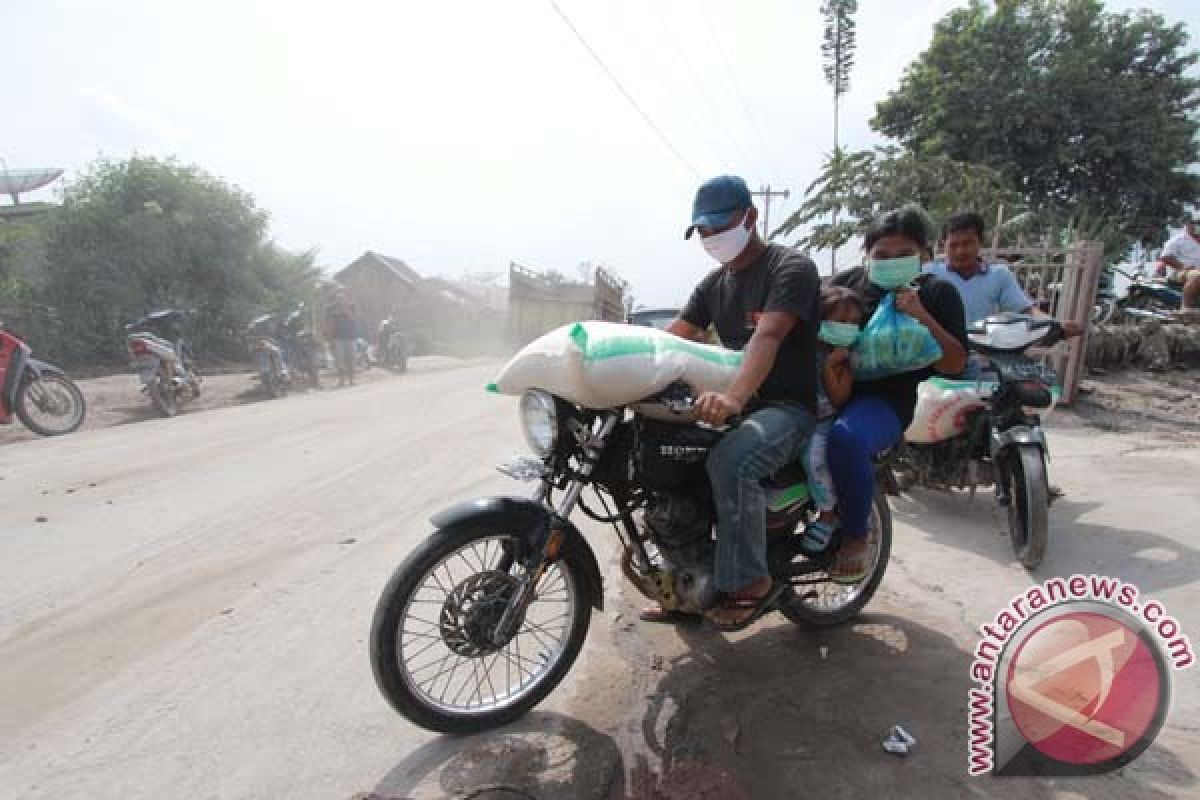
[339,537,357,545]
[883,724,917,756]
[35,515,48,523]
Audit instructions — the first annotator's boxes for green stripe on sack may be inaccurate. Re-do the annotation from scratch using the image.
[577,327,743,367]
[926,375,1063,400]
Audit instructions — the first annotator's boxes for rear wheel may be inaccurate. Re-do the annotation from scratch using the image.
[779,490,892,627]
[15,372,86,436]
[370,520,592,734]
[1006,445,1048,569]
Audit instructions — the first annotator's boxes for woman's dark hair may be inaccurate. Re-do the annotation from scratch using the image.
[943,211,986,241]
[820,285,863,319]
[863,206,931,252]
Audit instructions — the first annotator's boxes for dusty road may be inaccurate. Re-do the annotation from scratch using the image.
[1,364,1198,799]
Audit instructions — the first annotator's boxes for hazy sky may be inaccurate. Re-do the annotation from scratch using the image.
[5,0,1198,307]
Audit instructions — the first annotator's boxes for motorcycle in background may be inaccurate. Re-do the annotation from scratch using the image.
[246,313,291,398]
[125,309,201,417]
[888,313,1064,569]
[354,337,373,371]
[282,307,321,389]
[1095,265,1183,325]
[0,320,86,436]
[376,317,408,373]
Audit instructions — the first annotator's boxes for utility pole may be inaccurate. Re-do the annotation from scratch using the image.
[752,185,790,240]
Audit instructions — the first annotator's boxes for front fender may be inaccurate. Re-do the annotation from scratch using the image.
[430,496,604,611]
[26,358,66,380]
[990,425,1048,463]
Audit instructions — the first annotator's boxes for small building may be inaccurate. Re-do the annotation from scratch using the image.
[333,251,421,340]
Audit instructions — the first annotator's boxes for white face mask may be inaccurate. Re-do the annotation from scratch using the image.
[700,211,752,264]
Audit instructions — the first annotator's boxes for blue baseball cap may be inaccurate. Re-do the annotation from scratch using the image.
[685,175,753,239]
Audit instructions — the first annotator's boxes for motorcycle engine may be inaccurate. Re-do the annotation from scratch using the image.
[903,438,994,490]
[642,491,718,613]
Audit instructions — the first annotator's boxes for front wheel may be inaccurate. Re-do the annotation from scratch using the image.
[370,519,592,734]
[779,489,893,627]
[15,372,86,436]
[149,376,178,417]
[1005,445,1048,569]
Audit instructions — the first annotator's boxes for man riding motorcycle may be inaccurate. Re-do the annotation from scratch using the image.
[925,211,1084,377]
[640,175,821,630]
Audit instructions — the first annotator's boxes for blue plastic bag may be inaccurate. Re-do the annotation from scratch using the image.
[852,293,943,381]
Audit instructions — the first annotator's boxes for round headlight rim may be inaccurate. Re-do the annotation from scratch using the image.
[519,389,558,457]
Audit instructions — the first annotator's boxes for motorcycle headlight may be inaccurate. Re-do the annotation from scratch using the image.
[519,390,558,456]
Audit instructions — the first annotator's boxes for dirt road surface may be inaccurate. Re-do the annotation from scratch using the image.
[1,363,1197,799]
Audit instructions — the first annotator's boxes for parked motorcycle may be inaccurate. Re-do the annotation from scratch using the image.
[246,313,291,398]
[354,337,373,371]
[370,381,893,733]
[125,309,201,417]
[887,313,1064,569]
[376,317,408,373]
[1092,266,1183,325]
[282,307,321,389]
[0,320,86,436]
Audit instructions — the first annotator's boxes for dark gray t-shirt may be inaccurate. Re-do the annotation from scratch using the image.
[680,244,820,410]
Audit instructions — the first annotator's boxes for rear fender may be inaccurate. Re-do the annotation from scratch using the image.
[430,496,604,611]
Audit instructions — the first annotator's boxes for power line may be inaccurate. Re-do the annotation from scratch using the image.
[548,0,700,179]
[647,2,768,182]
[699,0,785,179]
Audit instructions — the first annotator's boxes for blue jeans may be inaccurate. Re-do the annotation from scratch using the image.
[826,396,904,539]
[801,418,836,512]
[707,404,815,593]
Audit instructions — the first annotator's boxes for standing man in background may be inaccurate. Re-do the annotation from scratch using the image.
[325,290,358,387]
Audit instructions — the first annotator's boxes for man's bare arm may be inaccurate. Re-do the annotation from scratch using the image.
[667,318,707,342]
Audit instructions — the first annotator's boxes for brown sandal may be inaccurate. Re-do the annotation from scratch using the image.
[705,584,781,632]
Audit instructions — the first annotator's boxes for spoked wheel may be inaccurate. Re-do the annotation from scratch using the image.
[1005,445,1048,570]
[779,490,892,627]
[370,522,592,734]
[15,372,86,436]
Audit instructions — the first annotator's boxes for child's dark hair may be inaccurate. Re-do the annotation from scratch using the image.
[820,285,863,319]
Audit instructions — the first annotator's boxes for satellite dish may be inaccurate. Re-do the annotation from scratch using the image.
[0,168,64,203]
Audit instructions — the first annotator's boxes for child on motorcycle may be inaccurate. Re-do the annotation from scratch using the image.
[800,286,862,551]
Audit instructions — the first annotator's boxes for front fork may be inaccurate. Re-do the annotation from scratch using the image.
[490,412,619,645]
[991,423,1048,506]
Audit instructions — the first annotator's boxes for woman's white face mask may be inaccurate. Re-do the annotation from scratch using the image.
[700,211,752,264]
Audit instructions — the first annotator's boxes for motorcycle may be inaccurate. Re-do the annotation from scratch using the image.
[370,381,893,733]
[282,307,321,389]
[377,317,408,373]
[1092,266,1183,325]
[0,320,86,436]
[354,337,373,371]
[125,309,201,417]
[246,314,291,398]
[887,313,1064,569]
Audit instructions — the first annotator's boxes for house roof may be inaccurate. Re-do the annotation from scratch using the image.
[335,251,421,287]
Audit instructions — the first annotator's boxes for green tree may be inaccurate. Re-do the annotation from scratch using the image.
[774,146,1020,258]
[872,0,1200,249]
[819,0,858,271]
[28,156,317,365]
